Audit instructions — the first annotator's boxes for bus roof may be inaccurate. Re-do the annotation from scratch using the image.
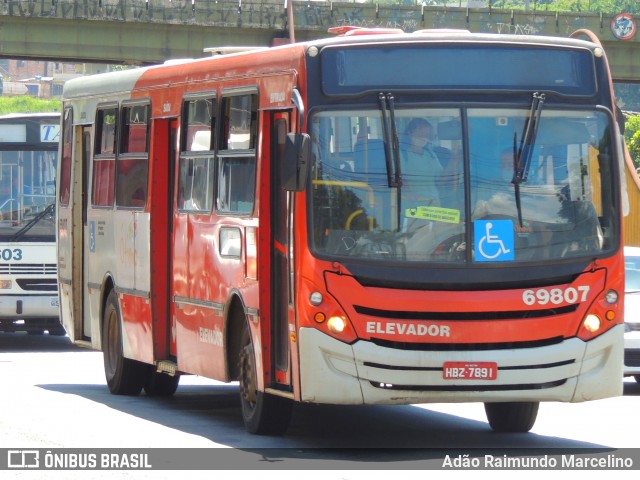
[311,29,599,51]
[0,112,60,121]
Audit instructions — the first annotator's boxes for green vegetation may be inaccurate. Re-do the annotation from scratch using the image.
[0,96,62,115]
[625,114,640,169]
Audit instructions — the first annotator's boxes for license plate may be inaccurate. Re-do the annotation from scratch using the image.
[442,361,498,380]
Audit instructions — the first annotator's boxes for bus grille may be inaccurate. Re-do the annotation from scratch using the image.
[16,279,58,292]
[369,379,567,392]
[354,304,578,320]
[354,303,573,351]
[370,336,564,351]
[0,263,57,275]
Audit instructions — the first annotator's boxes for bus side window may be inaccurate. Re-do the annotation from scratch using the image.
[216,93,258,215]
[91,106,117,207]
[178,96,216,213]
[116,103,149,209]
[179,157,214,212]
[59,107,73,206]
[116,158,148,208]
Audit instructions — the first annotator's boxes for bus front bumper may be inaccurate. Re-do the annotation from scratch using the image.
[298,325,624,405]
[0,294,60,319]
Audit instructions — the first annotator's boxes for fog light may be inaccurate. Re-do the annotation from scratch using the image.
[604,290,618,304]
[327,316,346,334]
[583,314,601,333]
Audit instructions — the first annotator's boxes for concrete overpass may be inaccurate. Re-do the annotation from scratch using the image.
[0,1,639,81]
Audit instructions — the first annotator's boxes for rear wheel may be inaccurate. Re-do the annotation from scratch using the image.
[238,320,292,435]
[102,290,146,395]
[484,401,539,433]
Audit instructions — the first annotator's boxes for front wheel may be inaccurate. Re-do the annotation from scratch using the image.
[102,290,147,395]
[484,401,539,433]
[48,325,67,336]
[144,369,180,397]
[238,321,292,435]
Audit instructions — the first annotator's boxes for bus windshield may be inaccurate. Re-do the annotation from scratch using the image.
[309,107,614,264]
[0,149,57,242]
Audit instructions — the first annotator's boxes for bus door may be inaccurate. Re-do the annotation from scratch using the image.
[80,127,91,338]
[59,113,85,341]
[271,112,294,388]
[147,117,177,361]
[166,119,178,359]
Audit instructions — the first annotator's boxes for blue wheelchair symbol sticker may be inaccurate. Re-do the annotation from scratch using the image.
[474,220,514,262]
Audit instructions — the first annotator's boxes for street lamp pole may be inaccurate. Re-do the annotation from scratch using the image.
[286,0,296,43]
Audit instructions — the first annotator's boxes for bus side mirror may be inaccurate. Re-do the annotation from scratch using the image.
[283,133,311,192]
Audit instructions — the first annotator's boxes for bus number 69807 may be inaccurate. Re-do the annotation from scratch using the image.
[522,286,590,306]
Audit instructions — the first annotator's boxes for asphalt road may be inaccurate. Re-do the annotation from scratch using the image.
[1,332,639,479]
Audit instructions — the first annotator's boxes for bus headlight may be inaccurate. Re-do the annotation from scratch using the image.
[327,316,347,334]
[0,280,11,289]
[583,314,601,333]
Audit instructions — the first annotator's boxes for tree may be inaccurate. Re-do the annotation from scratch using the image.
[625,114,640,169]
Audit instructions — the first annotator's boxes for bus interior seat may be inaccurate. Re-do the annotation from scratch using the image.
[354,139,387,178]
[353,139,392,229]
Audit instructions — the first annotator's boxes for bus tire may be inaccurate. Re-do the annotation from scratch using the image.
[238,321,292,435]
[102,290,146,396]
[144,370,180,397]
[484,401,539,433]
[48,325,67,336]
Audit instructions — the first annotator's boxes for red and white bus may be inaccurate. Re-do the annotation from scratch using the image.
[57,28,626,434]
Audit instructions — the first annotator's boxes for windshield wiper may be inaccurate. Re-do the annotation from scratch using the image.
[512,92,545,227]
[378,93,401,188]
[10,203,55,242]
[378,92,402,229]
[513,92,545,185]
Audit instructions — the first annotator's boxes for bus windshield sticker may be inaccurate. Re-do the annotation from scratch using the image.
[405,206,460,224]
[474,219,515,262]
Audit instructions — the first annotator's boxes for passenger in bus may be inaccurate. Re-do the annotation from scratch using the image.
[400,118,443,210]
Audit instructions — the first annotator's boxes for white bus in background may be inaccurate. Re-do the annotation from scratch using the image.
[0,112,64,335]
